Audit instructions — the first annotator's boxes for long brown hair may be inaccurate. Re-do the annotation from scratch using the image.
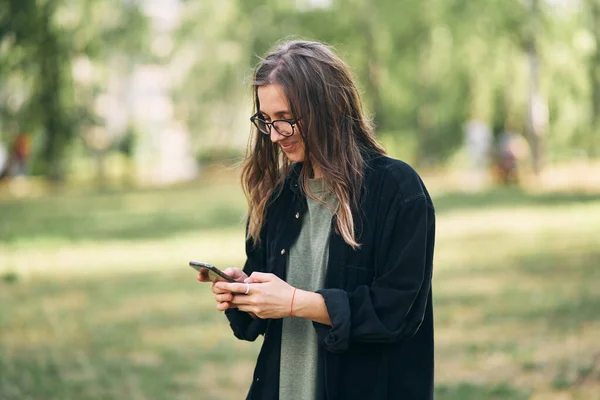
[241,40,385,248]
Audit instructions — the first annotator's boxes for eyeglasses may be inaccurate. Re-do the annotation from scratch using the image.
[250,113,301,137]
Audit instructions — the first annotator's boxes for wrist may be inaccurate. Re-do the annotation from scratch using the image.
[292,290,316,319]
[293,290,331,326]
[289,287,298,317]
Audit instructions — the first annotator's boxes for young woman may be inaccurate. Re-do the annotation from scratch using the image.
[198,40,436,400]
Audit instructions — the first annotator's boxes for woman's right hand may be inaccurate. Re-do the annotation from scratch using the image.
[197,268,248,311]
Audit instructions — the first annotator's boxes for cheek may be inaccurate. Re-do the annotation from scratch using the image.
[296,136,306,160]
[296,140,305,157]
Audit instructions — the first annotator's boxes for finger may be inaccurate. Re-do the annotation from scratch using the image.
[223,268,245,281]
[210,282,228,295]
[237,304,259,316]
[210,286,230,295]
[215,293,233,303]
[210,281,234,294]
[214,281,248,294]
[229,294,254,306]
[218,301,238,311]
[197,273,211,282]
[246,272,274,283]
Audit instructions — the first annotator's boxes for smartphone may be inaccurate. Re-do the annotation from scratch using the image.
[189,261,235,283]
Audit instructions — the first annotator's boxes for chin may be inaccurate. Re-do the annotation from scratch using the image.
[284,152,305,163]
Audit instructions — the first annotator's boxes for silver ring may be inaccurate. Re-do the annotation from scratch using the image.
[244,282,250,295]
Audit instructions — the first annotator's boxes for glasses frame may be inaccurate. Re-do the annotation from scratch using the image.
[250,112,302,138]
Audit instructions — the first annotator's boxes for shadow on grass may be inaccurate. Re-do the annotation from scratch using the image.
[480,250,600,329]
[0,183,247,243]
[433,188,600,214]
[2,183,599,243]
[435,246,600,332]
[435,382,530,400]
[505,292,600,329]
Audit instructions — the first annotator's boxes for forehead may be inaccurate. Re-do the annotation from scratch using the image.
[257,83,291,116]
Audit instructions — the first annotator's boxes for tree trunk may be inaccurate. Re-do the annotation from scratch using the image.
[590,0,600,157]
[525,0,544,176]
[38,1,73,182]
[360,0,384,131]
[415,44,433,167]
[95,151,107,187]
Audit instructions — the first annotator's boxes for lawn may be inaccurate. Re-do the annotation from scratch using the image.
[1,173,599,399]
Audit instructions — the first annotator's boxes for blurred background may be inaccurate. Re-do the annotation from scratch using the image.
[1,0,599,399]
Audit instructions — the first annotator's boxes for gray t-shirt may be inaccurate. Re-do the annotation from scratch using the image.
[279,179,337,400]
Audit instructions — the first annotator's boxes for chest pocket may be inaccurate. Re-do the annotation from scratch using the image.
[342,264,374,291]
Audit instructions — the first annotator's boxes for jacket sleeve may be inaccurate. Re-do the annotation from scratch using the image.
[313,193,435,353]
[224,224,268,341]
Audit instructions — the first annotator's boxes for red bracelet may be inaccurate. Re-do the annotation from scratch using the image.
[290,288,297,318]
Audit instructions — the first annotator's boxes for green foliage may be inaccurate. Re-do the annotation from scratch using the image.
[173,0,600,166]
[196,147,244,167]
[2,0,600,180]
[0,0,151,180]
[1,271,18,284]
[116,125,137,157]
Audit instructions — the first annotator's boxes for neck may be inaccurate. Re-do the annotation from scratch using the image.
[312,164,323,179]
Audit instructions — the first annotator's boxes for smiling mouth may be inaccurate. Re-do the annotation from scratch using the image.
[280,142,297,151]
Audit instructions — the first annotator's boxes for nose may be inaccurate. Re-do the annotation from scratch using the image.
[270,129,285,143]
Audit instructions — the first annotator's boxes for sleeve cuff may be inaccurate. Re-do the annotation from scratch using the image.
[225,308,266,341]
[312,289,351,353]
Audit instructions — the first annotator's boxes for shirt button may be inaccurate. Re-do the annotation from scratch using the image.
[256,377,260,382]
[281,249,286,255]
[295,212,300,219]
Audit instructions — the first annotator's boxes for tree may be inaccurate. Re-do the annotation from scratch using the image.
[172,0,595,170]
[524,0,545,175]
[588,0,600,157]
[0,0,150,181]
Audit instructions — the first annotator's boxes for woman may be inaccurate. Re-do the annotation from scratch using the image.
[198,40,436,400]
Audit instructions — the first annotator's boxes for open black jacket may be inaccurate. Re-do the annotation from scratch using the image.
[225,154,436,400]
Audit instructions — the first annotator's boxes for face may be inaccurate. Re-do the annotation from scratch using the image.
[256,83,305,163]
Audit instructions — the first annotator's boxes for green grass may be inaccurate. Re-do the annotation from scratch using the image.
[0,180,247,244]
[1,176,600,399]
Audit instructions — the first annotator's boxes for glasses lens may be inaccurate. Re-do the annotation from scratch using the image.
[273,120,294,137]
[252,118,270,135]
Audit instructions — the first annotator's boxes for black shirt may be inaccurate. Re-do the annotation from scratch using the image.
[225,154,436,400]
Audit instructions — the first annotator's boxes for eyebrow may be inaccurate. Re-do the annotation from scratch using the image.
[259,109,293,119]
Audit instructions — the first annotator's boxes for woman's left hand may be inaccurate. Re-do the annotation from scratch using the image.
[213,272,295,319]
